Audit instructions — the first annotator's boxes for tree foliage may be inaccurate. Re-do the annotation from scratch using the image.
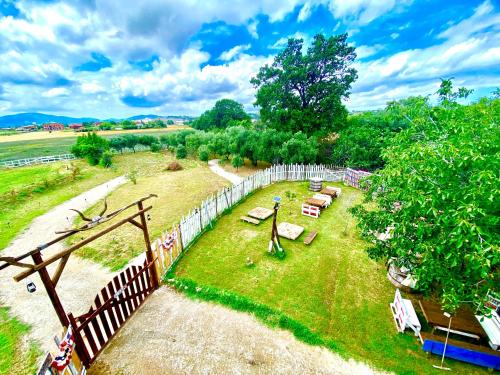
[71,133,110,166]
[192,99,251,130]
[251,33,357,136]
[352,90,500,311]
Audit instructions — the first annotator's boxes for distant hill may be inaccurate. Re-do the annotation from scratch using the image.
[0,113,196,128]
[0,113,98,128]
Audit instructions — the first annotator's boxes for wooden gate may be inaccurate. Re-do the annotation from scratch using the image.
[68,260,155,366]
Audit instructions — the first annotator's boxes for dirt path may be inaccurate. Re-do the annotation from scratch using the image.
[208,159,243,185]
[0,176,126,352]
[91,287,387,375]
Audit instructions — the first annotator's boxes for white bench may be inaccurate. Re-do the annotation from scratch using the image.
[390,289,421,337]
[476,310,500,350]
[302,204,320,218]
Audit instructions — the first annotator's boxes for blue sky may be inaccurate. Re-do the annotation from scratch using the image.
[0,0,498,118]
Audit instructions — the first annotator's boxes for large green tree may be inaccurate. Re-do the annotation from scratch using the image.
[352,84,499,311]
[251,33,357,136]
[192,99,250,130]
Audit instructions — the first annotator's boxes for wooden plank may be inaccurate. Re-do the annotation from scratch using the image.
[68,313,91,367]
[304,231,318,245]
[125,267,138,310]
[88,306,106,349]
[120,270,134,316]
[81,319,98,358]
[94,293,112,340]
[101,287,118,332]
[106,280,124,325]
[113,275,130,321]
[241,216,260,225]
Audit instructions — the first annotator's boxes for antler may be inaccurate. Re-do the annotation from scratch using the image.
[69,208,92,222]
[98,197,108,217]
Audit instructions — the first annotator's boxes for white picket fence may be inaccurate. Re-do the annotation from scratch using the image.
[0,154,76,168]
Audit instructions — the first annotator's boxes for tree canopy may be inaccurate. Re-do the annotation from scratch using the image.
[352,85,500,311]
[192,99,251,130]
[251,33,357,136]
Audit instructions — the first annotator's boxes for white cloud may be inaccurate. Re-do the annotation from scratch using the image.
[219,44,251,61]
[390,32,399,39]
[328,0,411,25]
[298,2,313,22]
[81,82,106,94]
[247,19,259,39]
[42,87,69,97]
[356,44,384,58]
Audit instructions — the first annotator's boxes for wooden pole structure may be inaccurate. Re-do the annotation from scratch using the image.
[138,201,159,289]
[31,251,69,327]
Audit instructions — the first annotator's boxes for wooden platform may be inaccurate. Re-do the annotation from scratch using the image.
[241,216,260,225]
[277,222,304,240]
[305,198,326,208]
[303,231,317,245]
[247,207,273,220]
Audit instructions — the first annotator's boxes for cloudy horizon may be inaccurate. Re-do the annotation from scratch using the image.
[0,0,499,118]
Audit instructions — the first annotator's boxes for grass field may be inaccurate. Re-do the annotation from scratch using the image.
[0,127,188,160]
[173,181,486,375]
[0,160,119,250]
[0,307,41,375]
[70,154,229,270]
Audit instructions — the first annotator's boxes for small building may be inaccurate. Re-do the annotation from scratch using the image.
[16,125,38,132]
[69,123,84,131]
[43,122,65,131]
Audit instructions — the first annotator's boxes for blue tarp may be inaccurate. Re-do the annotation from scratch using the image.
[423,339,500,370]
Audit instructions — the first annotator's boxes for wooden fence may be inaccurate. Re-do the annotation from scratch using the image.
[68,260,155,366]
[0,154,76,168]
[344,167,372,189]
[151,164,360,278]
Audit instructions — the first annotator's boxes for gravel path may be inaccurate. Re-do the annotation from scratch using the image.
[208,159,243,185]
[0,176,126,352]
[91,287,387,375]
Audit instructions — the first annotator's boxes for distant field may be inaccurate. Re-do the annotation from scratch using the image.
[0,127,189,160]
[0,125,189,143]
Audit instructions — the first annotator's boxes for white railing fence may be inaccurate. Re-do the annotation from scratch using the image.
[151,164,371,278]
[0,154,76,168]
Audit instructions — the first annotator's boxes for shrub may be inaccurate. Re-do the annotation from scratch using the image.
[166,161,183,171]
[231,155,244,170]
[150,142,162,153]
[127,170,138,184]
[198,145,210,162]
[99,151,113,168]
[176,145,187,159]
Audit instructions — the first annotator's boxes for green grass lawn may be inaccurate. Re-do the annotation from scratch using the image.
[71,154,229,270]
[0,307,41,375]
[174,181,487,375]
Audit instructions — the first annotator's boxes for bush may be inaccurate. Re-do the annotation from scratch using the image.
[150,142,162,153]
[198,145,210,162]
[99,151,113,168]
[176,145,187,159]
[71,133,110,166]
[166,161,183,171]
[231,155,244,170]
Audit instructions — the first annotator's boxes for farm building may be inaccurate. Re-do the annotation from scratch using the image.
[16,125,37,132]
[69,123,84,131]
[43,122,65,131]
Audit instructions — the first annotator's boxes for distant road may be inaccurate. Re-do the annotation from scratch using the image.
[0,125,191,143]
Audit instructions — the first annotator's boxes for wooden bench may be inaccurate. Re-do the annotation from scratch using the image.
[241,216,260,225]
[303,231,317,245]
[390,289,421,337]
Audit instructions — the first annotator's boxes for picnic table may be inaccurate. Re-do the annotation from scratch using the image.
[305,198,327,208]
[418,300,487,340]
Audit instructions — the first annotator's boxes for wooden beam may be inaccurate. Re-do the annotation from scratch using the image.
[32,252,69,327]
[51,254,70,287]
[127,218,144,230]
[14,206,152,282]
[0,257,35,269]
[138,201,159,289]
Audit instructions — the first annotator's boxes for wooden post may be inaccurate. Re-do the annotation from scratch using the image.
[32,252,69,327]
[137,201,159,289]
[177,224,184,252]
